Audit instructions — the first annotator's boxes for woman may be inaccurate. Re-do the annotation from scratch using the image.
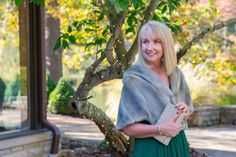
[116,21,194,157]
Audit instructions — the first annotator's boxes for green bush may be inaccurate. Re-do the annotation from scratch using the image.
[46,74,57,102]
[0,78,6,108]
[218,94,236,105]
[5,75,20,102]
[48,78,75,115]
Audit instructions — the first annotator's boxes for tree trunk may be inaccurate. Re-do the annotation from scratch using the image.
[45,1,62,83]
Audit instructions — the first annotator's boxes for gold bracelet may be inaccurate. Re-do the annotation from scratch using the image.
[158,125,162,135]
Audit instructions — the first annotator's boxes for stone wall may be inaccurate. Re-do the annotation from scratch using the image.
[188,105,236,127]
[0,131,54,157]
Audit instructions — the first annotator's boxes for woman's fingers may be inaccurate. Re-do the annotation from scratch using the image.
[175,103,189,113]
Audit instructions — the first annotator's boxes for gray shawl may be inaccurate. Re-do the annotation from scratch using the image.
[116,64,194,131]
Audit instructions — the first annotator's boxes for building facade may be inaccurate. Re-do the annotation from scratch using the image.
[0,1,60,156]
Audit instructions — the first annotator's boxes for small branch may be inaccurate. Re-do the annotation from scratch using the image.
[177,17,236,62]
[126,0,160,66]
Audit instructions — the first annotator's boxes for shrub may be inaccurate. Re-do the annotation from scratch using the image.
[5,75,20,102]
[48,78,75,114]
[0,78,6,108]
[46,74,57,102]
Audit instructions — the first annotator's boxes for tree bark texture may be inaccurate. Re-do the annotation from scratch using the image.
[45,1,62,83]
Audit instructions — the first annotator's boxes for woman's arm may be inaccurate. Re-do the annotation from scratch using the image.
[122,123,160,138]
[122,114,182,138]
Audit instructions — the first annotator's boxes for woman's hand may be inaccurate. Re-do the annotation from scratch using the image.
[160,114,182,137]
[175,102,190,119]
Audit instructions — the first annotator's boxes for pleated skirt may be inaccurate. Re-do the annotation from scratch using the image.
[129,130,190,157]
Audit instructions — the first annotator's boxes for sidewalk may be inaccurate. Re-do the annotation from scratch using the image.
[48,113,236,157]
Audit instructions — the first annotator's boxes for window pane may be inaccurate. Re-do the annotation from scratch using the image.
[0,1,29,134]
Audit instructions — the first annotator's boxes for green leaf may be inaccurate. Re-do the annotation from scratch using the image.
[73,21,79,27]
[15,0,23,6]
[98,11,105,21]
[161,5,167,14]
[68,26,72,33]
[116,0,129,10]
[53,40,61,51]
[173,1,181,7]
[152,14,161,21]
[161,16,170,22]
[94,38,106,46]
[127,16,133,25]
[132,0,144,9]
[85,28,95,32]
[68,35,76,44]
[62,40,69,49]
[168,3,176,13]
[157,1,165,9]
[125,26,135,34]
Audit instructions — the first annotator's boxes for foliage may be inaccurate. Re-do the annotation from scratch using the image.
[48,78,75,114]
[218,94,236,105]
[46,74,57,103]
[0,1,19,82]
[4,74,20,102]
[14,0,44,6]
[171,2,236,101]
[0,77,6,107]
[49,0,183,71]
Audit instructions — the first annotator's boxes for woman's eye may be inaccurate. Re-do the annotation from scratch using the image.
[142,40,148,44]
[154,40,161,44]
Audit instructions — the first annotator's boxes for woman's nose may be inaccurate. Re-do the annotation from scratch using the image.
[147,43,153,50]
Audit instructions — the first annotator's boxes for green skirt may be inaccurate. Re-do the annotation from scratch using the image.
[129,130,190,157]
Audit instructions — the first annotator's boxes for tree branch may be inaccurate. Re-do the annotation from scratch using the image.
[72,10,128,101]
[105,10,128,65]
[93,0,127,63]
[125,0,160,66]
[74,100,129,156]
[177,17,236,62]
[72,63,124,102]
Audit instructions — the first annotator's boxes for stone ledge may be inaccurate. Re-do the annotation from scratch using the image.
[188,105,236,127]
[0,130,52,150]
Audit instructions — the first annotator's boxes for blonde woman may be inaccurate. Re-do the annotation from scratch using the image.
[116,21,194,157]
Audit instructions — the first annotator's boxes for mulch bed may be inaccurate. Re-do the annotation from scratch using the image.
[59,138,207,157]
[59,138,111,157]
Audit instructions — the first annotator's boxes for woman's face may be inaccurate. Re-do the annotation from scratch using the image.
[141,29,164,67]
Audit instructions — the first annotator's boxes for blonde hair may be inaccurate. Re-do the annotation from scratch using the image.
[137,20,177,75]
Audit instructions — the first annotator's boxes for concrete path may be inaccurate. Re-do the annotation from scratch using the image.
[48,113,236,157]
[186,125,236,157]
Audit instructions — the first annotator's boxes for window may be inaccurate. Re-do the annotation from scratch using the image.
[0,1,29,134]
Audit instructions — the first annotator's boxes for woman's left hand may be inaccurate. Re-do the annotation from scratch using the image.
[175,102,190,119]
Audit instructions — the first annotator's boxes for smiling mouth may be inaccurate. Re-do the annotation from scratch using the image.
[146,52,157,56]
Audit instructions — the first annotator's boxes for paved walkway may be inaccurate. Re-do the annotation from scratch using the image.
[48,113,236,157]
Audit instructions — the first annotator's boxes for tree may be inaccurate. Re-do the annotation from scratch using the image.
[45,0,62,83]
[54,1,235,156]
[15,0,236,156]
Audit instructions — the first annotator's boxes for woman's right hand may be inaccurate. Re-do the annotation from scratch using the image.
[159,114,182,137]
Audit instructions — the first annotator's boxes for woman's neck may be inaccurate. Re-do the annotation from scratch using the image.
[151,64,165,75]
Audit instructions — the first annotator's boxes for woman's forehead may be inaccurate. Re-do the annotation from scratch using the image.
[141,27,161,40]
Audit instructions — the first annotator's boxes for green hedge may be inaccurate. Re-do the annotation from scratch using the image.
[46,74,57,102]
[5,75,20,102]
[48,78,75,115]
[0,78,6,107]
